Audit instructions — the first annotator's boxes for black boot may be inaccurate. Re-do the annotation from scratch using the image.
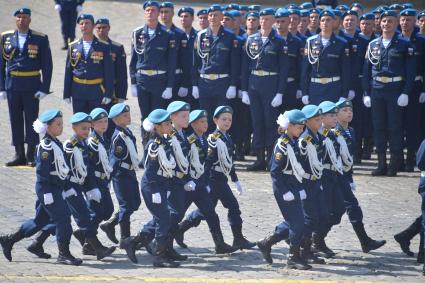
[312,233,335,258]
[5,144,27,167]
[152,240,180,268]
[135,231,154,250]
[85,236,116,260]
[287,245,312,270]
[27,230,51,259]
[418,234,424,264]
[352,223,386,253]
[362,138,374,160]
[235,143,245,161]
[211,230,238,254]
[394,217,421,257]
[405,150,416,172]
[246,148,266,171]
[61,38,68,50]
[26,144,36,167]
[73,229,85,247]
[174,220,193,248]
[119,222,138,263]
[0,229,25,261]
[165,236,188,261]
[300,237,325,264]
[256,233,282,264]
[56,242,82,265]
[387,152,401,177]
[82,242,96,256]
[100,213,119,244]
[371,152,387,176]
[231,225,255,250]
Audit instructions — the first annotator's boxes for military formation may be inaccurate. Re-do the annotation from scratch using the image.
[0,0,424,275]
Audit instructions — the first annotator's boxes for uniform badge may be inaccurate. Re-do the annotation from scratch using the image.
[275,152,282,161]
[111,52,117,61]
[408,47,414,56]
[169,40,176,48]
[352,44,357,53]
[115,146,123,154]
[248,40,260,58]
[208,148,213,156]
[181,40,187,48]
[233,39,238,48]
[344,48,350,56]
[283,45,288,54]
[91,51,104,63]
[201,37,210,53]
[41,151,49,160]
[27,44,39,58]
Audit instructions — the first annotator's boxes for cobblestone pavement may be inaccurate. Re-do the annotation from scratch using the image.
[0,1,424,282]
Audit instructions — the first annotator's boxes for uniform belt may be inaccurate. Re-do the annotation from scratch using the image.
[213,165,224,173]
[358,74,364,78]
[69,176,84,185]
[421,171,425,178]
[200,73,229,80]
[415,75,423,82]
[137,69,166,76]
[311,76,340,84]
[287,77,295,82]
[157,169,173,178]
[282,170,293,175]
[50,171,58,176]
[10,70,40,77]
[174,170,185,179]
[95,171,107,180]
[175,69,182,74]
[251,70,278,76]
[302,173,318,181]
[120,162,134,170]
[323,164,336,171]
[374,76,403,83]
[73,76,103,85]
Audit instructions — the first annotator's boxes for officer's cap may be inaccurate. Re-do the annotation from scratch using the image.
[167,101,190,114]
[159,2,174,9]
[189,110,208,124]
[403,3,415,10]
[77,13,94,24]
[284,109,306,125]
[197,9,208,16]
[351,3,365,11]
[335,99,353,109]
[71,112,92,125]
[288,9,301,16]
[208,4,223,14]
[380,10,398,20]
[108,103,130,119]
[318,101,338,114]
[301,105,322,119]
[417,10,425,19]
[95,17,110,26]
[300,9,310,17]
[259,8,275,17]
[226,3,240,11]
[223,11,234,19]
[389,4,404,11]
[90,108,108,121]
[39,109,62,124]
[286,4,300,10]
[275,8,289,18]
[240,5,249,12]
[343,10,358,18]
[14,7,31,16]
[300,2,314,10]
[400,9,417,17]
[143,1,160,10]
[147,109,170,124]
[310,8,321,14]
[335,5,350,12]
[246,11,260,19]
[332,9,343,18]
[230,10,242,18]
[320,9,335,19]
[178,7,194,16]
[248,5,261,12]
[213,105,233,118]
[360,13,375,21]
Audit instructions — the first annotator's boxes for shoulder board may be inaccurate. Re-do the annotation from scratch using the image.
[70,137,78,146]
[1,30,14,36]
[97,38,109,45]
[154,137,161,144]
[333,129,341,136]
[69,39,79,46]
[322,128,330,137]
[187,134,197,144]
[110,40,123,47]
[280,137,289,145]
[210,131,221,140]
[31,30,46,37]
[304,135,312,143]
[90,136,99,144]
[169,129,177,137]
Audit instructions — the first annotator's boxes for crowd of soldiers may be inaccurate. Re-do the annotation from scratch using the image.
[0,0,424,276]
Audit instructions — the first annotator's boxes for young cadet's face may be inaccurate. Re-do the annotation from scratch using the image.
[95,24,110,39]
[287,123,305,138]
[145,6,159,21]
[160,7,174,25]
[209,11,223,27]
[79,19,94,34]
[322,113,338,128]
[180,12,193,29]
[337,107,353,123]
[15,14,31,30]
[306,115,322,132]
[381,16,397,33]
[48,117,63,137]
[246,16,259,30]
[156,120,172,135]
[198,14,209,29]
[260,15,275,30]
[92,117,108,134]
[73,122,91,139]
[419,17,425,31]
[214,113,232,131]
[191,117,208,134]
[171,111,189,129]
[113,111,131,127]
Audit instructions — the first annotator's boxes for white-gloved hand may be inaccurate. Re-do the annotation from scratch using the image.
[44,193,54,205]
[226,86,237,99]
[397,93,409,107]
[237,89,243,98]
[233,181,243,195]
[86,188,102,203]
[192,86,199,99]
[34,91,47,100]
[101,97,112,105]
[299,190,307,200]
[0,91,7,101]
[161,87,172,99]
[420,92,425,103]
[177,87,188,97]
[302,95,309,105]
[152,193,161,204]
[118,98,125,103]
[184,180,196,192]
[131,84,138,97]
[55,4,61,12]
[76,5,83,13]
[350,182,356,192]
[348,90,355,100]
[283,191,295,202]
[271,93,283,107]
[206,185,211,193]
[296,90,303,99]
[64,98,72,105]
[363,96,371,108]
[241,91,250,105]
[338,97,346,102]
[64,188,77,199]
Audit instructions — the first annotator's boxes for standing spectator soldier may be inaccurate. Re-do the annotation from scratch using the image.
[55,0,84,50]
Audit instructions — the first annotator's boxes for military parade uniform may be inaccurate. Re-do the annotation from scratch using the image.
[417,139,425,274]
[55,0,84,49]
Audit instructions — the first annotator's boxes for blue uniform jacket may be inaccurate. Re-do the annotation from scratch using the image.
[298,128,325,176]
[55,0,84,10]
[321,127,340,167]
[285,32,304,89]
[416,139,425,194]
[179,27,197,89]
[342,31,369,88]
[404,32,425,93]
[87,130,110,187]
[0,29,53,93]
[168,128,191,185]
[206,130,238,182]
[187,132,209,188]
[108,38,128,100]
[109,126,138,178]
[335,123,355,182]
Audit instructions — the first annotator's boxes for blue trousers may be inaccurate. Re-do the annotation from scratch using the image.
[87,182,114,228]
[279,81,303,113]
[59,8,77,40]
[420,191,425,246]
[112,174,141,224]
[301,179,329,238]
[403,83,423,152]
[72,98,102,114]
[309,81,341,105]
[351,82,373,155]
[339,174,364,225]
[321,170,346,235]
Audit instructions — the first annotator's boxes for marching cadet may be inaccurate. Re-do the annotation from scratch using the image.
[178,106,255,250]
[0,8,53,167]
[257,109,311,270]
[241,8,289,171]
[301,9,351,105]
[419,11,425,140]
[129,0,177,143]
[55,0,84,50]
[394,215,424,263]
[197,9,209,30]
[0,109,81,266]
[363,10,416,177]
[308,8,321,35]
[63,14,114,114]
[418,139,425,275]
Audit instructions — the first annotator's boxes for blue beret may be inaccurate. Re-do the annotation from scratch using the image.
[39,109,62,124]
[318,101,338,114]
[197,9,208,16]
[90,108,108,121]
[275,8,289,18]
[287,4,300,10]
[301,105,322,119]
[335,5,350,12]
[284,109,306,125]
[223,11,234,19]
[240,5,249,11]
[143,1,160,10]
[332,9,343,18]
[351,3,365,10]
[320,9,335,19]
[300,9,310,17]
[178,7,194,16]
[300,2,314,9]
[246,11,259,18]
[403,3,415,10]
[259,8,275,17]
[230,10,241,17]
[335,99,353,109]
[189,109,208,124]
[226,4,240,11]
[380,10,398,19]
[343,10,358,18]
[310,8,321,14]
[288,9,301,16]
[360,13,375,21]
[95,17,110,25]
[213,105,233,118]
[389,4,404,11]
[14,7,31,16]
[208,4,223,13]
[400,8,417,17]
[248,5,261,12]
[147,109,170,124]
[418,10,425,19]
[373,7,385,14]
[108,103,130,119]
[71,112,92,124]
[167,101,190,114]
[77,14,94,24]
[159,2,174,9]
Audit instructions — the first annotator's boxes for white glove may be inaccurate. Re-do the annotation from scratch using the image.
[161,87,172,99]
[350,182,356,192]
[118,98,126,103]
[192,86,199,99]
[302,95,309,105]
[34,91,47,100]
[226,86,237,99]
[0,91,7,100]
[271,93,283,107]
[338,97,346,102]
[233,181,243,195]
[131,84,138,97]
[55,4,61,12]
[64,98,72,105]
[241,91,250,105]
[101,97,112,105]
[397,93,408,107]
[167,191,171,198]
[184,180,196,192]
[283,191,295,202]
[177,87,188,97]
[237,89,243,98]
[363,96,371,108]
[152,192,161,204]
[299,190,307,200]
[348,90,355,100]
[76,5,83,13]
[86,188,102,203]
[43,193,54,205]
[206,185,211,193]
[419,92,425,103]
[63,188,77,199]
[296,90,303,99]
